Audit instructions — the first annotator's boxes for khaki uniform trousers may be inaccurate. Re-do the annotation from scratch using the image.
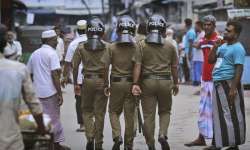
[109,81,136,147]
[141,79,173,146]
[81,78,108,148]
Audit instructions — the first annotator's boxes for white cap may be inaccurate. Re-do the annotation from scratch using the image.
[166,28,174,34]
[77,20,87,30]
[41,30,57,38]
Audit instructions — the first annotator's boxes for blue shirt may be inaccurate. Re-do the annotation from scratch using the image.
[184,28,196,54]
[212,42,246,81]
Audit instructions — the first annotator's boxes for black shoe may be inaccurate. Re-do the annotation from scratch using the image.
[148,145,156,150]
[54,143,71,150]
[95,142,103,150]
[158,135,170,150]
[112,136,123,150]
[124,145,133,150]
[225,146,239,150]
[86,141,94,150]
[203,145,221,150]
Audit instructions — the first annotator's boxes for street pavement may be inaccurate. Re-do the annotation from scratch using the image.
[60,84,250,150]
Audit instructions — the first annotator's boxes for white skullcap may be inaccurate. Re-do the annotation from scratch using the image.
[77,20,87,30]
[41,30,57,38]
[166,28,174,34]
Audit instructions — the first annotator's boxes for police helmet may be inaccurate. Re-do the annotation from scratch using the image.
[116,15,136,44]
[145,14,167,45]
[85,17,105,51]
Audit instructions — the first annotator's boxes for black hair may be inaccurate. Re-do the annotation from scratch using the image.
[53,25,61,31]
[195,21,203,28]
[137,22,147,35]
[185,18,192,26]
[0,24,7,53]
[227,20,242,36]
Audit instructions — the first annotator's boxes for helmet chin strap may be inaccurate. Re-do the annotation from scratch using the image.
[145,32,165,45]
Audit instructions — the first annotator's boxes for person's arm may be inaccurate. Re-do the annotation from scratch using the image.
[229,64,243,101]
[101,46,111,96]
[227,64,243,108]
[132,44,143,96]
[192,41,201,49]
[61,62,72,87]
[171,46,179,96]
[50,52,63,105]
[229,46,245,104]
[51,69,63,106]
[103,64,110,96]
[22,66,46,135]
[208,40,222,64]
[133,64,141,85]
[188,39,194,60]
[72,47,81,86]
[62,42,75,87]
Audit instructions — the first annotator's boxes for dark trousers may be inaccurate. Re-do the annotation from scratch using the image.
[75,95,84,124]
[183,56,190,82]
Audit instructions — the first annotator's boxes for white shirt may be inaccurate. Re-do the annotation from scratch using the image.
[56,37,64,61]
[65,34,87,84]
[193,31,205,62]
[27,44,61,98]
[4,41,22,60]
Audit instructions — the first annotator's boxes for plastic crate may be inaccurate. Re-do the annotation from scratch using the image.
[22,130,54,150]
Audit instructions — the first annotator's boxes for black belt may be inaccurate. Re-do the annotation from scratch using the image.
[85,74,104,79]
[111,76,133,82]
[143,74,171,80]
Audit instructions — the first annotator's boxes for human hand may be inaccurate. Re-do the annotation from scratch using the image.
[58,94,63,106]
[36,124,48,136]
[172,84,179,96]
[228,87,237,108]
[104,87,110,97]
[61,78,68,88]
[132,84,142,96]
[188,53,192,61]
[213,38,223,48]
[74,84,81,96]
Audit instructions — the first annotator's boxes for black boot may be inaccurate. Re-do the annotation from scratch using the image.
[95,142,103,150]
[86,140,94,150]
[148,145,156,150]
[124,144,133,150]
[225,146,239,150]
[158,135,170,150]
[112,136,123,150]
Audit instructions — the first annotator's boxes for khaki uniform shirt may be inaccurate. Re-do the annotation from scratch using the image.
[0,53,42,150]
[72,41,109,83]
[101,43,138,77]
[133,40,178,75]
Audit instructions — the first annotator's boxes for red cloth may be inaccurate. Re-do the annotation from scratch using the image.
[199,32,220,81]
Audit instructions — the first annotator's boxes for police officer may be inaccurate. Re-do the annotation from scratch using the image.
[132,14,179,150]
[72,17,108,150]
[101,15,137,150]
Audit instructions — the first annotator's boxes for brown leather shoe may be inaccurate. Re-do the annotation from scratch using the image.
[184,138,206,147]
[185,134,206,147]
